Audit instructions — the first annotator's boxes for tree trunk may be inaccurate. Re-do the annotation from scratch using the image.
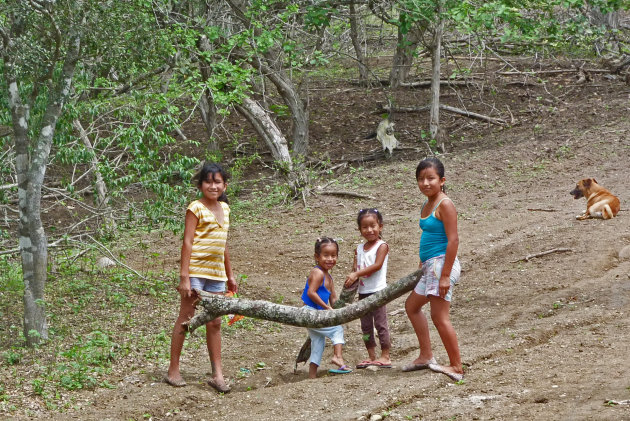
[224,0,310,158]
[349,2,370,84]
[235,97,293,170]
[186,269,421,332]
[72,119,115,228]
[2,3,83,346]
[256,61,309,159]
[429,3,445,153]
[197,35,219,151]
[389,25,425,88]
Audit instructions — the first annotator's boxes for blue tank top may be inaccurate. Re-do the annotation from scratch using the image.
[301,266,332,310]
[419,198,449,262]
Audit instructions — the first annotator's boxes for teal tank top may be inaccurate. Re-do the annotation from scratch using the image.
[419,198,449,262]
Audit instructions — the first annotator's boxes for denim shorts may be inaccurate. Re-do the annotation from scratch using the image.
[190,277,226,293]
[307,325,345,366]
[414,255,461,302]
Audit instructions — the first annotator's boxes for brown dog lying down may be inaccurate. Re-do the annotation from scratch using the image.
[570,178,620,220]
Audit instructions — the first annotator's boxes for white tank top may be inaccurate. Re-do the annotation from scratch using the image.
[356,239,388,294]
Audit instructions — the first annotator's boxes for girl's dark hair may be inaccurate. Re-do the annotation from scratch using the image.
[314,237,339,255]
[357,208,383,228]
[416,157,446,192]
[192,162,229,203]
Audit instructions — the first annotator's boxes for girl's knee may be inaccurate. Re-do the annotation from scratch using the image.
[430,313,451,329]
[405,297,421,315]
[207,317,222,329]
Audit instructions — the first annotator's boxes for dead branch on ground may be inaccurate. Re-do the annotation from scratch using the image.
[386,105,507,126]
[511,248,572,263]
[315,190,375,200]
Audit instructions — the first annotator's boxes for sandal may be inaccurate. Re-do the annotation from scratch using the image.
[356,360,375,369]
[328,364,353,374]
[401,357,436,372]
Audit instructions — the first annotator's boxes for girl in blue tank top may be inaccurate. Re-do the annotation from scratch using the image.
[403,157,464,382]
[301,237,350,378]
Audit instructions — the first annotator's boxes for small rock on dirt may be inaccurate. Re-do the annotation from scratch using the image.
[619,245,630,260]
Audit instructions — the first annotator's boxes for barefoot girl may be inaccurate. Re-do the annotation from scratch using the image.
[166,162,237,393]
[345,208,392,368]
[403,157,463,381]
[302,237,351,378]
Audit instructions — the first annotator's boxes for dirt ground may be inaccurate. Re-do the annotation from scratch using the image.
[14,62,630,420]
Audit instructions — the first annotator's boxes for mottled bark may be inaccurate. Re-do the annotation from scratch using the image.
[187,269,421,333]
[2,1,83,345]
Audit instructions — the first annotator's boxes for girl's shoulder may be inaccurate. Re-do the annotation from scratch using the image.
[187,199,203,213]
[220,201,230,211]
[308,265,326,283]
[437,195,455,209]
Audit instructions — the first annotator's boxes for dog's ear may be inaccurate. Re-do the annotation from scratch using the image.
[591,178,597,184]
[584,179,592,188]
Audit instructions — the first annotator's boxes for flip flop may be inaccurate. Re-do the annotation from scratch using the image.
[428,362,464,382]
[208,378,231,393]
[163,375,187,387]
[328,365,353,374]
[401,357,437,372]
[356,360,375,369]
[371,361,393,368]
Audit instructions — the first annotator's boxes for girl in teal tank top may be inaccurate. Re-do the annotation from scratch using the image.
[419,198,449,262]
[403,157,464,382]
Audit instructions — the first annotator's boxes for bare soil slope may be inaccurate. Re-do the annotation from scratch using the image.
[18,68,630,420]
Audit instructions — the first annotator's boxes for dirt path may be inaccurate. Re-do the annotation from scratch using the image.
[49,87,630,421]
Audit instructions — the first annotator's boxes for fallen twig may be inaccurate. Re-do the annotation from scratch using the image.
[316,190,375,200]
[388,308,406,316]
[385,104,507,126]
[527,208,558,212]
[605,399,630,406]
[84,234,146,280]
[512,248,572,263]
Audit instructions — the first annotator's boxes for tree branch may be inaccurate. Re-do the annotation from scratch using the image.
[186,269,421,332]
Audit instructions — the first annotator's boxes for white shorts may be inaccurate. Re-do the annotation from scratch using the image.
[414,255,461,302]
[307,325,345,366]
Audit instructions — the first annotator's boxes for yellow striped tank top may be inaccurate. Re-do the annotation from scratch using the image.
[187,200,230,281]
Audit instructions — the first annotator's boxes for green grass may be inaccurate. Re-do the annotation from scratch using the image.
[0,240,256,416]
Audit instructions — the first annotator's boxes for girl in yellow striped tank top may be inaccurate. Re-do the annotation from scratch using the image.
[166,162,236,393]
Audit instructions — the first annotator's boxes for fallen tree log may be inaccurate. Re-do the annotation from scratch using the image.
[186,269,422,333]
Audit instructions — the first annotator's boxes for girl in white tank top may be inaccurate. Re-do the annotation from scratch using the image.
[345,208,392,367]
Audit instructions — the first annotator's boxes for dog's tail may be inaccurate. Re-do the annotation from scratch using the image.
[602,204,614,219]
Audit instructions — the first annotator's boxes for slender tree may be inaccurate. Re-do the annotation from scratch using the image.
[1,0,84,345]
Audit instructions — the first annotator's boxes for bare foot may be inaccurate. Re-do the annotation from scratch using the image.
[164,374,187,387]
[208,377,231,393]
[428,363,464,381]
[410,355,433,365]
[373,357,392,366]
[330,356,344,368]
